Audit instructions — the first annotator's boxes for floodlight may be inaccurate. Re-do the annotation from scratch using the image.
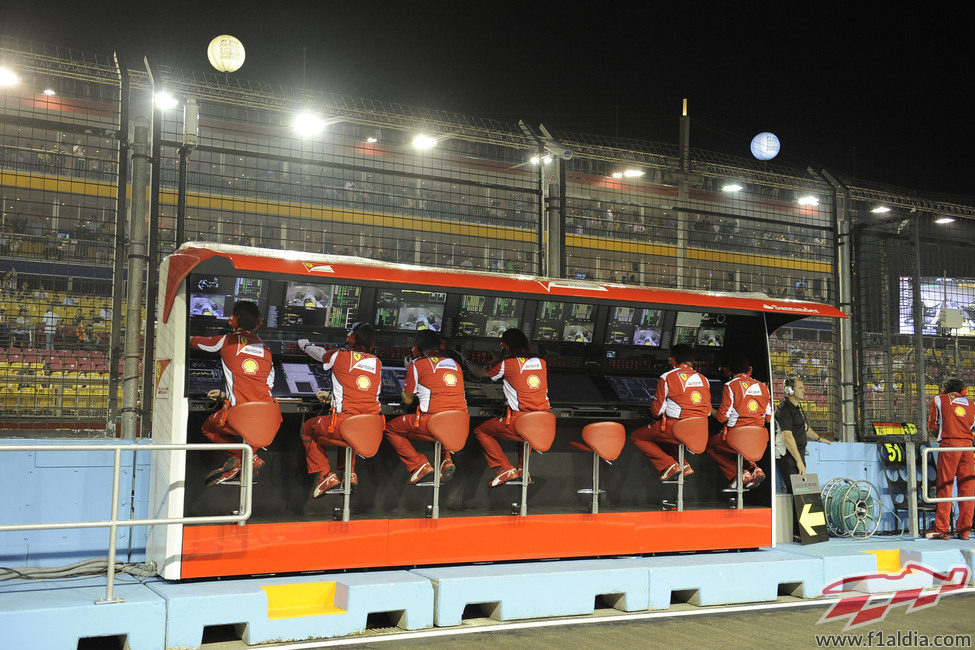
[412,134,437,150]
[0,66,19,87]
[797,195,819,206]
[292,111,325,137]
[155,91,179,110]
[870,206,891,214]
[934,217,955,224]
[623,169,644,178]
[722,183,743,193]
[42,88,56,96]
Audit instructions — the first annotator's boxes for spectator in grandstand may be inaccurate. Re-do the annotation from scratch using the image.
[630,344,711,481]
[384,330,465,485]
[11,307,32,347]
[41,305,61,350]
[32,284,50,302]
[62,295,76,307]
[72,140,86,173]
[98,306,112,321]
[298,323,382,497]
[0,227,8,255]
[925,378,974,540]
[190,301,279,486]
[0,308,8,347]
[774,377,831,493]
[72,316,94,349]
[467,328,551,487]
[1,268,16,297]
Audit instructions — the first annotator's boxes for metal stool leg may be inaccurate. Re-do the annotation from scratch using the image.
[736,454,744,510]
[592,452,600,514]
[342,447,352,522]
[520,441,530,517]
[677,445,685,512]
[432,441,442,519]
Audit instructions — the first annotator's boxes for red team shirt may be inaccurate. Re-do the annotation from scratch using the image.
[487,356,550,412]
[406,356,467,413]
[304,345,382,415]
[189,331,275,406]
[652,363,712,420]
[928,393,975,441]
[715,373,772,428]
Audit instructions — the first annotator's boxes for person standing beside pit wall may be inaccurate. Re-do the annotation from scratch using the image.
[773,376,831,493]
[925,378,975,540]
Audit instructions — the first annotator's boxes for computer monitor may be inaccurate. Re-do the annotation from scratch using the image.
[535,301,594,342]
[605,306,664,346]
[374,289,446,332]
[455,294,524,337]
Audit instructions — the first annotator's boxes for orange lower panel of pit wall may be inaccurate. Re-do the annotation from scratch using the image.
[179,508,772,579]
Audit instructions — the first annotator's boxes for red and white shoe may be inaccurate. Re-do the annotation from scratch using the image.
[252,455,266,478]
[681,462,694,478]
[440,459,456,483]
[344,472,358,493]
[312,471,340,498]
[660,463,681,482]
[409,462,434,485]
[490,467,520,487]
[206,457,241,487]
[745,467,765,489]
[924,529,950,540]
[959,530,971,541]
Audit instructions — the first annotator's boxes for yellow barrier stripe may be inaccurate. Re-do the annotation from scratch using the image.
[689,248,832,273]
[261,582,346,619]
[565,234,678,258]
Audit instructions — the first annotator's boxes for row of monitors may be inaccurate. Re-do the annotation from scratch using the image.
[187,358,722,407]
[187,274,728,348]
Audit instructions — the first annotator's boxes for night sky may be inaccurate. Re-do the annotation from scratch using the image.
[3,2,971,197]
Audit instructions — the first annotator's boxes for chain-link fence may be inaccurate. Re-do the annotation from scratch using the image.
[6,35,975,440]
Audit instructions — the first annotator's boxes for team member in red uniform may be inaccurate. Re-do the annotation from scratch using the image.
[705,353,771,489]
[384,330,467,484]
[190,301,281,486]
[468,328,550,487]
[630,343,711,481]
[925,378,975,540]
[298,323,383,498]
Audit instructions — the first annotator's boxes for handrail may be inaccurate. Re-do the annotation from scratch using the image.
[920,445,975,503]
[0,443,252,603]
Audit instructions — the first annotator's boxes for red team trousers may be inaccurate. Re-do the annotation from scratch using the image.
[301,413,376,475]
[935,437,975,534]
[705,433,759,481]
[629,420,685,472]
[201,406,261,458]
[474,412,533,472]
[384,413,453,471]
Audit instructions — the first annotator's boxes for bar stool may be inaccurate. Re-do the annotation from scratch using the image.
[569,421,626,513]
[414,410,470,518]
[327,414,385,522]
[220,401,282,486]
[722,425,769,509]
[662,416,709,512]
[510,411,557,517]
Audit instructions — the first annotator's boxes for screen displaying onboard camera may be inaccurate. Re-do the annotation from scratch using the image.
[280,283,361,330]
[535,301,594,342]
[605,306,664,346]
[188,275,266,320]
[672,311,727,347]
[898,276,975,336]
[374,289,446,332]
[455,294,524,337]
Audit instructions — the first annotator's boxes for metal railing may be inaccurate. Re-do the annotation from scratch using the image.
[921,445,975,503]
[0,443,252,603]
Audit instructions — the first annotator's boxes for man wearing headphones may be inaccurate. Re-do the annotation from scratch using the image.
[298,323,382,498]
[706,352,771,490]
[631,343,711,481]
[468,328,550,487]
[774,376,831,494]
[925,378,974,540]
[384,330,467,484]
[190,301,281,486]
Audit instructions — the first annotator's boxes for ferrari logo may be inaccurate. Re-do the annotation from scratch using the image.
[353,352,362,362]
[679,373,688,382]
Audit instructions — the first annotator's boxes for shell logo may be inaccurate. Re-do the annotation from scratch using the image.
[443,372,458,387]
[746,399,760,413]
[526,374,542,389]
[690,391,702,404]
[954,406,967,418]
[241,358,259,375]
[356,375,372,391]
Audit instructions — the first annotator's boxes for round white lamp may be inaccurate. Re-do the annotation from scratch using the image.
[207,35,246,73]
[750,132,780,161]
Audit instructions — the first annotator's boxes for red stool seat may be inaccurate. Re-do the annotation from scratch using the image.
[671,416,708,454]
[513,411,556,452]
[426,410,470,452]
[336,414,385,458]
[226,401,282,448]
[725,425,768,462]
[569,421,626,462]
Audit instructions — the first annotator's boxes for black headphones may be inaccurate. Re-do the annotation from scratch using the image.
[346,322,364,348]
[783,377,799,397]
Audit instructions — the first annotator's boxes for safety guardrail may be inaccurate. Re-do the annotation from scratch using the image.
[920,445,975,503]
[0,443,252,603]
